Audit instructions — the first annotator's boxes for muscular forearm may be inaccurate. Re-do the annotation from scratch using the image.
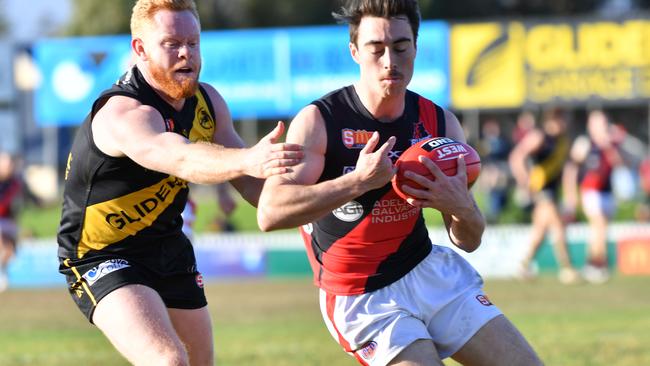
[258,174,367,231]
[445,197,485,252]
[229,176,264,207]
[173,142,251,184]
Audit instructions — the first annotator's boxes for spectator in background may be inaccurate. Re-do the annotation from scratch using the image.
[0,152,22,292]
[477,118,512,223]
[512,110,536,144]
[509,107,581,284]
[564,110,624,284]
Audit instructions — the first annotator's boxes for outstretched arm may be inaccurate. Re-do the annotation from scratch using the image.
[202,84,303,206]
[563,135,590,215]
[509,128,543,190]
[257,104,396,231]
[91,85,303,207]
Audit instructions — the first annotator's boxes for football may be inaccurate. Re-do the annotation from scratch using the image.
[391,137,481,201]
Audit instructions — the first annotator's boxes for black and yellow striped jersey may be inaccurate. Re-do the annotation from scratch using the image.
[57,66,215,260]
[529,132,569,193]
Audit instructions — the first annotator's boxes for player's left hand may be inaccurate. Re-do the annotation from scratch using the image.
[401,155,474,215]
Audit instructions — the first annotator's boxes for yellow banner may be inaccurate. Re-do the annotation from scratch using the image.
[450,18,650,109]
[451,22,526,109]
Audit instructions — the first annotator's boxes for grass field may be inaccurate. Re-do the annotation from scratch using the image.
[1,275,649,366]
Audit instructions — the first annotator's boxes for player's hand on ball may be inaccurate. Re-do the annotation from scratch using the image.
[352,132,397,191]
[402,155,474,214]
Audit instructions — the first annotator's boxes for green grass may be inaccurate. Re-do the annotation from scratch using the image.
[1,276,649,365]
[17,197,445,238]
[16,188,643,238]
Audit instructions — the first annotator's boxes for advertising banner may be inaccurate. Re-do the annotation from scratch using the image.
[450,18,650,109]
[0,41,14,102]
[33,22,449,126]
[33,35,132,126]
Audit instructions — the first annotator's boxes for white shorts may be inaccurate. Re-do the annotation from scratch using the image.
[0,218,17,242]
[319,245,502,366]
[581,190,615,219]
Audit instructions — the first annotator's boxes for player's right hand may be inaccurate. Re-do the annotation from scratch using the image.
[244,121,304,178]
[352,132,396,191]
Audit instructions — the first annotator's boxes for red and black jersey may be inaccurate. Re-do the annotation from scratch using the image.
[57,65,216,261]
[301,85,446,295]
[0,176,21,219]
[580,140,619,192]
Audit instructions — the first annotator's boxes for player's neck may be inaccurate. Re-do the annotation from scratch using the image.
[353,83,405,123]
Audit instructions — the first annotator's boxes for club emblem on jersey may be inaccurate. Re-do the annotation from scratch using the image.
[358,341,378,361]
[342,129,374,149]
[332,201,364,222]
[410,118,431,144]
[198,107,214,130]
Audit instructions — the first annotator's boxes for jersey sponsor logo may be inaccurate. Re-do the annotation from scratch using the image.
[332,201,364,222]
[302,223,314,235]
[79,176,189,258]
[387,149,403,162]
[104,177,188,231]
[358,341,378,361]
[342,166,356,175]
[342,129,374,149]
[371,198,419,224]
[82,259,130,287]
[196,273,204,288]
[476,294,493,306]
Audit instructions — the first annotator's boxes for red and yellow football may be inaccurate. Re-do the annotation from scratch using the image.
[391,137,481,201]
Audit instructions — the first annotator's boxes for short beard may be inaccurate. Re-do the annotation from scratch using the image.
[149,61,199,100]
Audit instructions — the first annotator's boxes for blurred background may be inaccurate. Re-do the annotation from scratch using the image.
[3,0,649,283]
[1,1,650,365]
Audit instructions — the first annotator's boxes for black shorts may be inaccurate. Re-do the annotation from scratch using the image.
[59,239,207,323]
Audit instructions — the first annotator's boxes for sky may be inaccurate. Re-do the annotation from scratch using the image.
[3,0,72,41]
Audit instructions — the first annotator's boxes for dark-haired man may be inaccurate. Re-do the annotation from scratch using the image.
[57,0,302,364]
[258,0,542,364]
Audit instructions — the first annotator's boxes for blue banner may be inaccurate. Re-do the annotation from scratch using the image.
[33,22,449,126]
[34,35,132,126]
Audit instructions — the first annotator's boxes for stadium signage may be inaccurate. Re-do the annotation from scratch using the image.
[33,22,449,126]
[451,18,650,109]
[526,19,650,103]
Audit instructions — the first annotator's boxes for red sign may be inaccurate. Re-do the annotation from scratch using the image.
[618,238,650,275]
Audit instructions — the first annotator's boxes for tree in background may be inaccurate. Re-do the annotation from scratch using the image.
[64,0,133,36]
[62,0,643,37]
[0,0,7,35]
